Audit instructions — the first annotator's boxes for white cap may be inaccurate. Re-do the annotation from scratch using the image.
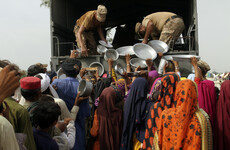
[35,73,59,98]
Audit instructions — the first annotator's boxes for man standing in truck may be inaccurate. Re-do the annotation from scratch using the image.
[74,5,107,57]
[135,12,185,46]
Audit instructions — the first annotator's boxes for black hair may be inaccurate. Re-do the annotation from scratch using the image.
[215,86,220,100]
[27,65,45,76]
[47,71,57,83]
[42,87,51,95]
[165,60,175,73]
[61,58,82,78]
[21,88,41,101]
[199,67,207,78]
[64,70,78,78]
[33,101,61,129]
[39,95,55,103]
[0,60,8,68]
[0,104,3,113]
[0,60,20,73]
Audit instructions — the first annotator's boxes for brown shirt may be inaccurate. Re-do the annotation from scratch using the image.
[76,10,103,31]
[142,12,176,36]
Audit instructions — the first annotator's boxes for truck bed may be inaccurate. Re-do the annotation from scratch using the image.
[50,0,199,77]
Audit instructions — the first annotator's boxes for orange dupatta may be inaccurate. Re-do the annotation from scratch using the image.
[154,79,208,150]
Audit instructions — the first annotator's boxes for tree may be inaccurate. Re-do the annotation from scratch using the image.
[40,0,50,7]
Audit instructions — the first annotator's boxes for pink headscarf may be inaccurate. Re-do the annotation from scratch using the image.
[148,70,160,97]
[148,70,158,79]
[198,80,217,127]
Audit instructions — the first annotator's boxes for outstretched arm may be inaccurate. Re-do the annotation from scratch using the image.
[191,57,202,85]
[125,54,131,73]
[142,21,154,44]
[97,26,107,42]
[0,65,20,104]
[191,57,199,78]
[146,58,153,72]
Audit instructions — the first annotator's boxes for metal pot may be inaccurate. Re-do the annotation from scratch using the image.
[114,63,126,75]
[104,49,119,61]
[78,79,93,97]
[97,45,107,54]
[133,43,157,60]
[148,40,169,54]
[116,46,135,56]
[130,58,147,69]
[89,62,104,77]
[158,58,168,75]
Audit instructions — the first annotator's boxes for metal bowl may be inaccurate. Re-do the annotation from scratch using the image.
[116,46,135,56]
[130,58,147,68]
[114,63,126,75]
[172,55,200,62]
[163,55,173,60]
[97,45,107,54]
[89,62,104,76]
[158,58,168,75]
[148,40,169,53]
[104,49,119,61]
[133,43,157,60]
[99,40,113,48]
[78,79,93,97]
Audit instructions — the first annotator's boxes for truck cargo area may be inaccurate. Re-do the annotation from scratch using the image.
[50,0,198,76]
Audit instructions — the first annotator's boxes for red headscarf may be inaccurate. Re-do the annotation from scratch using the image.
[97,87,123,150]
[198,80,217,127]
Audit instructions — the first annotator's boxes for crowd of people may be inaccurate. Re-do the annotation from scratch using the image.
[0,49,229,150]
[0,4,229,150]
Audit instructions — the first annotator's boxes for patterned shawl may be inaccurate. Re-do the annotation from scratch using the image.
[155,79,202,150]
[143,72,180,149]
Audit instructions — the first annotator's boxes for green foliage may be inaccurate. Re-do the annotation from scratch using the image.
[40,0,50,8]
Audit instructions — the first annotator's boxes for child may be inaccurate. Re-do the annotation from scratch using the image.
[32,101,61,150]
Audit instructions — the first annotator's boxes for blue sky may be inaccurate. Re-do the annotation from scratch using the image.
[0,0,229,72]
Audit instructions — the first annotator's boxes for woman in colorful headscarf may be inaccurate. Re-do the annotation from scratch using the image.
[142,72,180,150]
[214,80,230,150]
[90,86,123,150]
[120,77,152,150]
[154,79,212,150]
[148,70,162,102]
[115,78,132,101]
[148,78,162,103]
[191,57,217,127]
[148,70,159,88]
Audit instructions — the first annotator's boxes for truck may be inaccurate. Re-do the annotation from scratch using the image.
[50,0,199,77]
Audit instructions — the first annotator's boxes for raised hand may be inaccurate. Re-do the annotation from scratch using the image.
[0,65,20,104]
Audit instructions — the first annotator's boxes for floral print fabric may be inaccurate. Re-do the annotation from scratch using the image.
[156,79,202,150]
[143,72,180,149]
